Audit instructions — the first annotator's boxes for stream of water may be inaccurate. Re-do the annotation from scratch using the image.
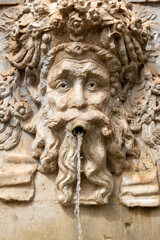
[74,133,83,240]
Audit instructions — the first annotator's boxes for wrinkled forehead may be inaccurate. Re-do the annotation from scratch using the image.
[48,50,109,79]
[54,50,106,67]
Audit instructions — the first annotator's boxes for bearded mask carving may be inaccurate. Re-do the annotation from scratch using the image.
[0,0,159,207]
[20,41,139,205]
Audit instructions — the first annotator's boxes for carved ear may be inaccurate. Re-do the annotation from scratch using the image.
[24,67,40,103]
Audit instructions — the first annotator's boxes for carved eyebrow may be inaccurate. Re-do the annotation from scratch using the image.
[86,69,109,83]
[51,68,73,82]
[50,62,109,83]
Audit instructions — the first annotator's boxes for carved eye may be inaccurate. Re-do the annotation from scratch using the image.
[86,80,98,91]
[56,81,70,92]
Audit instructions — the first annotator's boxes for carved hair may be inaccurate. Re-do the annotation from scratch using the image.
[3,0,147,100]
[0,0,143,171]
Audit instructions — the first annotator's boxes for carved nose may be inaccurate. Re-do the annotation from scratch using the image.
[69,84,87,109]
[71,98,87,109]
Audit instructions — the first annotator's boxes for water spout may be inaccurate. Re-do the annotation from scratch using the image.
[74,133,83,240]
[72,124,87,137]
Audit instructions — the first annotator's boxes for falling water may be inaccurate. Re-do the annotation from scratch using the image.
[74,133,83,240]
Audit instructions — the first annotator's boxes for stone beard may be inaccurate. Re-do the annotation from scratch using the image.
[30,48,139,205]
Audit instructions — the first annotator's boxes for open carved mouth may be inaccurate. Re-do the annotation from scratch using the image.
[72,125,87,136]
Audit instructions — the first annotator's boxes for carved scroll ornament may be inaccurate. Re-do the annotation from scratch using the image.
[0,0,159,207]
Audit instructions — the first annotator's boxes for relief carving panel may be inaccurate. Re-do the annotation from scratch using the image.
[0,0,159,207]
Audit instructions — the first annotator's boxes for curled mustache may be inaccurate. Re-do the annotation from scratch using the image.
[48,108,112,137]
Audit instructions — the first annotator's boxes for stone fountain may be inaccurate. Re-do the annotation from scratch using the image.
[0,0,159,239]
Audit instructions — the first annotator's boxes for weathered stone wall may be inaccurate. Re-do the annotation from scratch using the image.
[0,174,159,240]
[0,1,159,240]
[0,0,24,4]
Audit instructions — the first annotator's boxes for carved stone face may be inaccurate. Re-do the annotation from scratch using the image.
[47,51,110,116]
[45,51,113,205]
